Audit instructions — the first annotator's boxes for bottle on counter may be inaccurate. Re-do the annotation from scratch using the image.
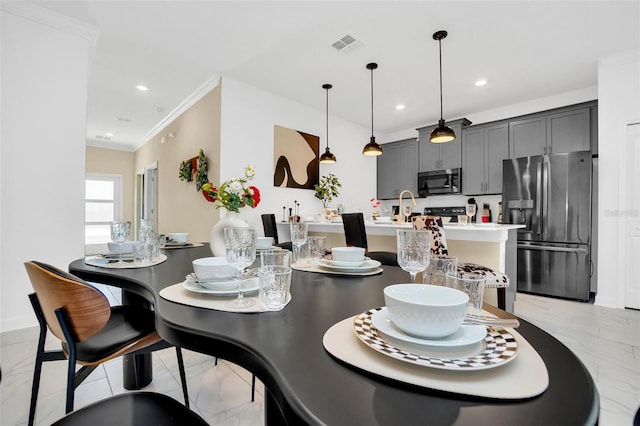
[497,202,503,224]
[481,203,491,223]
[467,198,478,223]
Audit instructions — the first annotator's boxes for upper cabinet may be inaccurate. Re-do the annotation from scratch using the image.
[417,119,471,172]
[509,106,592,158]
[462,122,509,195]
[376,138,418,200]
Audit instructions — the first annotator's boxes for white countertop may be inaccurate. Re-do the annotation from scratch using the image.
[277,220,523,243]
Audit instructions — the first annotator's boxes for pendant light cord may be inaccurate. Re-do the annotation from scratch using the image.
[370,67,374,138]
[438,38,444,121]
[326,87,329,149]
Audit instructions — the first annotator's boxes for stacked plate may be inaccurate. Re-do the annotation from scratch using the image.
[182,275,259,296]
[353,307,519,371]
[317,257,382,273]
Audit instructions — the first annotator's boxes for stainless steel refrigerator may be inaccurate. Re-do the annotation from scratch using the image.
[502,150,592,301]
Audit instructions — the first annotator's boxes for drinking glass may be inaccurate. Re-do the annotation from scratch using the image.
[290,223,308,265]
[308,236,326,264]
[424,255,458,286]
[110,221,130,264]
[403,205,412,224]
[446,271,486,315]
[261,250,291,267]
[465,203,476,225]
[396,229,430,283]
[224,227,257,308]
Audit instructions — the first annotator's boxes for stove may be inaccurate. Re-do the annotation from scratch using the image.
[423,206,466,223]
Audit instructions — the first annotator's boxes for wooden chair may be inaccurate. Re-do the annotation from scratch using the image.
[51,392,207,426]
[341,212,399,266]
[411,216,509,306]
[261,213,293,250]
[24,261,190,426]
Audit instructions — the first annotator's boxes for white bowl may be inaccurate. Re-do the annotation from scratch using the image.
[108,241,134,254]
[331,246,365,262]
[384,284,469,339]
[256,236,274,249]
[167,232,189,243]
[192,257,237,281]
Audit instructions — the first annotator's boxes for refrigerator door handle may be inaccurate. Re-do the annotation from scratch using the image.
[542,156,550,238]
[535,160,543,235]
[517,244,588,253]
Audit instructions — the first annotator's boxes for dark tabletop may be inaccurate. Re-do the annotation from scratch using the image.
[70,246,599,426]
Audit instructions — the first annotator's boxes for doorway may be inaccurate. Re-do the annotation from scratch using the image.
[136,162,158,237]
[624,123,640,309]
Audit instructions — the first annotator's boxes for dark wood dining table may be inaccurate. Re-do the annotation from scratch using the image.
[70,245,599,425]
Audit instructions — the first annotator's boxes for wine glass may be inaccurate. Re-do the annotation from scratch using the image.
[403,205,412,224]
[290,223,308,265]
[224,227,257,308]
[396,229,430,283]
[110,221,130,264]
[465,203,476,226]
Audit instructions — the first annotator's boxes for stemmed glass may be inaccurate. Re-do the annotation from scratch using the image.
[290,223,308,265]
[465,203,477,226]
[224,227,257,308]
[396,229,430,283]
[110,221,130,264]
[403,205,412,224]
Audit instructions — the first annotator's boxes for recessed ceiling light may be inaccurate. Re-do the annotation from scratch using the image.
[105,132,114,137]
[136,85,149,91]
[395,104,405,110]
[475,79,487,87]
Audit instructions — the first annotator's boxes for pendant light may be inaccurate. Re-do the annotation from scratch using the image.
[430,30,456,143]
[362,62,383,156]
[319,83,337,163]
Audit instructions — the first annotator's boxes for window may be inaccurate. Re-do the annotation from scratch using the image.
[85,174,122,245]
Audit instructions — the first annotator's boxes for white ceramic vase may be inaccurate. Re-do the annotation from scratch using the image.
[209,211,248,256]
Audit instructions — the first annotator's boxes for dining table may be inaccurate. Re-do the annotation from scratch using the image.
[69,245,599,425]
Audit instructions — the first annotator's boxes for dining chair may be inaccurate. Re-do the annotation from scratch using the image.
[341,212,399,266]
[51,391,207,426]
[24,261,190,426]
[261,213,293,250]
[411,216,509,303]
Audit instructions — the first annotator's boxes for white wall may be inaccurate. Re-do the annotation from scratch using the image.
[596,50,640,308]
[0,4,96,331]
[219,77,376,233]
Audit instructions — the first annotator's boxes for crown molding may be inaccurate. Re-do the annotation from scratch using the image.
[137,74,222,149]
[1,1,99,47]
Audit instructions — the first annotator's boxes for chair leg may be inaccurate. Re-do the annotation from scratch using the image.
[175,347,190,408]
[251,374,256,402]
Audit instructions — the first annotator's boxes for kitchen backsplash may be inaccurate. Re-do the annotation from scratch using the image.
[378,194,503,223]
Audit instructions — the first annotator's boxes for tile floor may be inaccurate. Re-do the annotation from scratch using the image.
[1,287,638,425]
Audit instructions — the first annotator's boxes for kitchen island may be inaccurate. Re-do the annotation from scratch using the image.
[277,220,523,312]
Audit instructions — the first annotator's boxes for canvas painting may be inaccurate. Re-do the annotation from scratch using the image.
[273,125,319,189]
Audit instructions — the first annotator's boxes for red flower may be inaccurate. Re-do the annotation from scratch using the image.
[249,186,261,207]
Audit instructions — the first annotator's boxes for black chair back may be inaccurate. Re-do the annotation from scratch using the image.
[341,213,368,249]
[261,214,279,244]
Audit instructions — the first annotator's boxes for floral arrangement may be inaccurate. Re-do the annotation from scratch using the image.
[314,173,342,208]
[201,165,261,213]
[370,197,381,209]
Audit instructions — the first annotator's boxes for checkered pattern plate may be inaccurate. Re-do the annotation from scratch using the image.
[353,308,519,371]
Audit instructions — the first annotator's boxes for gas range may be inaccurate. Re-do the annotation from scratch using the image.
[423,206,466,223]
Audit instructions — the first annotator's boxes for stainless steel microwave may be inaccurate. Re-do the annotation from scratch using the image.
[417,168,462,197]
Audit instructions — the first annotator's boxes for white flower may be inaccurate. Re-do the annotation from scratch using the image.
[245,165,255,179]
[228,180,244,196]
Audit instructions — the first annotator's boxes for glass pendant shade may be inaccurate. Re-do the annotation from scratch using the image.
[430,119,456,143]
[362,137,383,156]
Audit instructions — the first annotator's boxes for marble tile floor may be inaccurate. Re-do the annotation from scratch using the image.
[1,287,638,425]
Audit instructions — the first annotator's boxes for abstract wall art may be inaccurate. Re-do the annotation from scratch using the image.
[273,125,319,189]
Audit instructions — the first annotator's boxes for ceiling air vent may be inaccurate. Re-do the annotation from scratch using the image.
[332,34,362,52]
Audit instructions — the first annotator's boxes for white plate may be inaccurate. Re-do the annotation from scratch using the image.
[321,257,370,267]
[165,240,192,247]
[353,308,519,371]
[182,277,259,295]
[317,258,381,271]
[371,308,487,347]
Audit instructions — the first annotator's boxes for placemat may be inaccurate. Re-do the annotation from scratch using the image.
[323,315,548,400]
[292,263,383,276]
[84,254,167,269]
[162,242,204,250]
[159,281,291,313]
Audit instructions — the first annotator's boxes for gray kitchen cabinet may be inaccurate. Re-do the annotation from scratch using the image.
[417,118,471,172]
[509,106,592,158]
[377,138,418,200]
[462,122,509,195]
